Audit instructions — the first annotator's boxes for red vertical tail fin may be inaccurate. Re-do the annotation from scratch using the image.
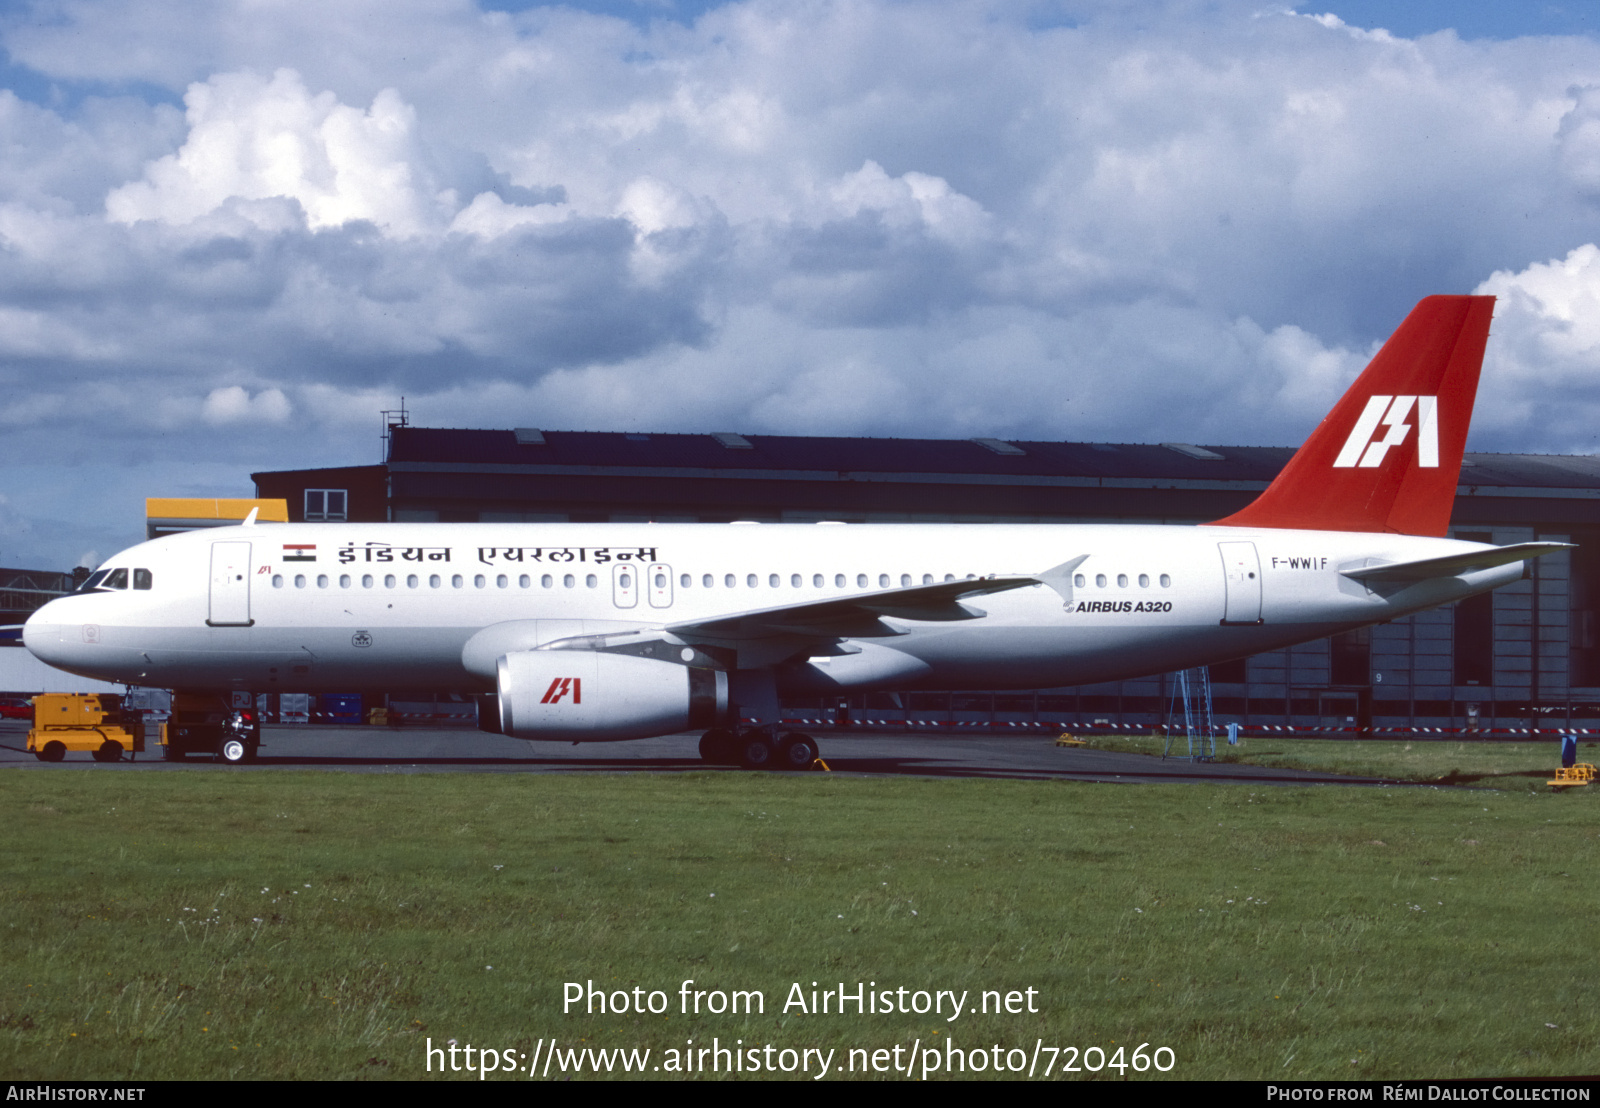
[1210,295,1493,537]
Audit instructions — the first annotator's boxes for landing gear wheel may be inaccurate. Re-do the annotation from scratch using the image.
[698,728,737,765]
[737,731,775,770]
[38,741,65,763]
[219,737,249,764]
[93,740,123,763]
[776,732,818,770]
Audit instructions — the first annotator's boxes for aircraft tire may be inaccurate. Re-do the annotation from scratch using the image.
[219,737,248,765]
[776,733,818,771]
[737,731,775,770]
[39,741,65,762]
[698,728,737,765]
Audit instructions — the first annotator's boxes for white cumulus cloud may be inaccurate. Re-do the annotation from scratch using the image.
[201,385,293,425]
[106,69,432,236]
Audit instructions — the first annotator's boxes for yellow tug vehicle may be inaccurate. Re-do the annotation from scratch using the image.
[27,693,146,762]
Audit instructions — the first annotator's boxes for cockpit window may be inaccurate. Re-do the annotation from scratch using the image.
[75,570,110,593]
[74,567,148,593]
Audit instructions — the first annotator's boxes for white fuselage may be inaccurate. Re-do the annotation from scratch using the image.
[23,521,1515,696]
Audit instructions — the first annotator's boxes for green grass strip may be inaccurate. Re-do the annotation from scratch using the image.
[1,770,1595,1080]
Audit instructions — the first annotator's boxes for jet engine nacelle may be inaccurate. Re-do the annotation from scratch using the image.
[495,650,729,742]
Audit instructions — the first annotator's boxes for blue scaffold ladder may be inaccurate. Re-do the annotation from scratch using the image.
[1163,667,1217,762]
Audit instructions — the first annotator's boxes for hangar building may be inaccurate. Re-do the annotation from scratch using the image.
[253,424,1600,734]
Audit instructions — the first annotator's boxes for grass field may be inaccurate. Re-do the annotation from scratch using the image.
[1,767,1596,1081]
[1086,733,1600,788]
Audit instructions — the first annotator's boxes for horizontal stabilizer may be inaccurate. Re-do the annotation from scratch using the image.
[1340,542,1571,584]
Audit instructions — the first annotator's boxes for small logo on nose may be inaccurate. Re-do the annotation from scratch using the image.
[81,624,100,644]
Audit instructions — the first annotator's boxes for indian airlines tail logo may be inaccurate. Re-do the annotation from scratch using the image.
[541,677,582,705]
[1333,395,1439,469]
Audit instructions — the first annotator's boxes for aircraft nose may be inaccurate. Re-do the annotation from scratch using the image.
[23,599,70,664]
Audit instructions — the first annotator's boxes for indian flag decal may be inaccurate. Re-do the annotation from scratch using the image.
[283,544,317,562]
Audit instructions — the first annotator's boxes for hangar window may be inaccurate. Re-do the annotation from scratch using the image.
[134,569,153,590]
[304,489,347,521]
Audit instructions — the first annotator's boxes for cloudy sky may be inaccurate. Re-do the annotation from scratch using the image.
[5,0,1600,567]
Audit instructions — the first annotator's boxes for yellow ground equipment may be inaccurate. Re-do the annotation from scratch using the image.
[1547,763,1597,789]
[28,693,146,762]
[1055,734,1088,747]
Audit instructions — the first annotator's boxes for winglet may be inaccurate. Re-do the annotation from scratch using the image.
[1034,555,1089,605]
[1211,295,1494,537]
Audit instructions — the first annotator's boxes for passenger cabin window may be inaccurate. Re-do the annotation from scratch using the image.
[304,489,348,521]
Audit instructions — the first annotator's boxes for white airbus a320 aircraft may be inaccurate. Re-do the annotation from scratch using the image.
[24,296,1567,767]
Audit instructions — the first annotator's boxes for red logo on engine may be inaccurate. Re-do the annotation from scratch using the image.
[540,677,582,704]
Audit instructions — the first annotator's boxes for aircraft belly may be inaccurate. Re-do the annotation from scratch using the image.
[893,619,1354,689]
[38,624,482,691]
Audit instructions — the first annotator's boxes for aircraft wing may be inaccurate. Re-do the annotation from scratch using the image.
[1340,542,1572,584]
[530,558,1086,668]
[663,573,1046,644]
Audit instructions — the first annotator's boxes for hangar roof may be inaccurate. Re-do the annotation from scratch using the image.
[382,427,1600,497]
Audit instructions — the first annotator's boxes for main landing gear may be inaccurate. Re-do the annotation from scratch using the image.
[699,728,820,770]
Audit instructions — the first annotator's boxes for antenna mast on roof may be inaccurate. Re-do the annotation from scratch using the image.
[380,398,409,462]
